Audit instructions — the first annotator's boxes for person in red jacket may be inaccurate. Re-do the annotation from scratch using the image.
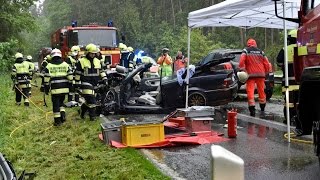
[239,38,270,116]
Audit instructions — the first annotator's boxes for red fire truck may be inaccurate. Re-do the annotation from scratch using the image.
[275,0,320,161]
[51,23,121,65]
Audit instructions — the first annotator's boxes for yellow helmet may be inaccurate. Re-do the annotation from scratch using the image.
[15,53,23,59]
[127,46,134,52]
[86,43,98,53]
[26,55,32,60]
[119,43,127,51]
[71,45,80,52]
[288,29,297,38]
[96,47,101,53]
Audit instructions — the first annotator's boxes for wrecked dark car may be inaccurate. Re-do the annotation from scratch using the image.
[97,54,238,114]
[202,49,275,100]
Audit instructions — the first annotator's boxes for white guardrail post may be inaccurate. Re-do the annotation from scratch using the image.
[210,145,244,180]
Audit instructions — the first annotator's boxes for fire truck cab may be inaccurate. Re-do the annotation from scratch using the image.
[274,0,320,160]
[51,23,121,66]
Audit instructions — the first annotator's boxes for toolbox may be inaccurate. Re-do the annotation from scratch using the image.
[168,116,186,127]
[177,106,215,118]
[122,121,165,146]
[100,120,123,144]
[186,117,214,132]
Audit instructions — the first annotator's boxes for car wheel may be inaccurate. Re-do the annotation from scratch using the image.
[188,92,206,106]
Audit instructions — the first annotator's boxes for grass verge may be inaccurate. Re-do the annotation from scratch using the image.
[0,74,169,180]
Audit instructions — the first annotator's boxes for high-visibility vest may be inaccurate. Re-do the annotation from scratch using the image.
[75,57,107,95]
[44,62,72,94]
[12,61,31,88]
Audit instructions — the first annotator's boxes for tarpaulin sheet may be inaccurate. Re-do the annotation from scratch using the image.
[99,130,228,149]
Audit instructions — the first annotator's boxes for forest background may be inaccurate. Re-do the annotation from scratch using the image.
[0,0,285,73]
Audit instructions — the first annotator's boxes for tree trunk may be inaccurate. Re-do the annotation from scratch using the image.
[240,28,244,47]
[271,29,274,45]
[171,0,176,28]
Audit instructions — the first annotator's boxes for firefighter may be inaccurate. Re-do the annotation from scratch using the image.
[276,29,302,133]
[12,53,32,106]
[40,55,51,92]
[66,45,81,102]
[75,43,108,121]
[127,46,135,71]
[119,43,133,72]
[239,38,270,116]
[43,49,73,126]
[96,48,111,70]
[157,48,173,77]
[25,55,35,96]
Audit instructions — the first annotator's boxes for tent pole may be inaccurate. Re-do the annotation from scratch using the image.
[282,0,291,143]
[185,27,191,108]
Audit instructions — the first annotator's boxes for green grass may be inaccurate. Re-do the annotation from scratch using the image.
[273,84,283,97]
[0,74,169,180]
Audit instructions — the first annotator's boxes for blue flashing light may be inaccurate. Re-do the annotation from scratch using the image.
[72,20,77,27]
[107,19,113,27]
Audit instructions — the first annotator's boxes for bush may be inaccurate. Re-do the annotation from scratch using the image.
[0,39,19,73]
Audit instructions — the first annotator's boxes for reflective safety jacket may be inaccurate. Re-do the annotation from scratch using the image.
[157,54,173,77]
[66,56,78,70]
[276,44,299,91]
[97,55,111,70]
[239,40,270,78]
[120,50,134,70]
[43,58,73,95]
[75,56,107,95]
[12,58,32,89]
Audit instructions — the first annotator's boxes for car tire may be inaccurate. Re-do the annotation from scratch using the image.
[188,92,206,106]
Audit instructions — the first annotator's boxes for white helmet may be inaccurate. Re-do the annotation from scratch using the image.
[237,71,249,83]
[51,48,62,57]
[26,55,32,60]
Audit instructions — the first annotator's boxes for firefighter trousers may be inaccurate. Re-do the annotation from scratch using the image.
[246,78,266,107]
[15,87,30,105]
[81,94,96,119]
[51,94,66,122]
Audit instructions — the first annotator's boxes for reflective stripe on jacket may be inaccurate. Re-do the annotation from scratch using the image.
[12,61,31,88]
[239,47,270,78]
[44,62,73,94]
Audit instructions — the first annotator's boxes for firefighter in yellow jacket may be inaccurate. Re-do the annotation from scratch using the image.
[12,53,32,106]
[75,43,108,121]
[276,29,302,134]
[43,49,73,126]
[66,45,81,102]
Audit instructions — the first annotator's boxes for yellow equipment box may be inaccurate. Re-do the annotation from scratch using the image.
[122,121,165,146]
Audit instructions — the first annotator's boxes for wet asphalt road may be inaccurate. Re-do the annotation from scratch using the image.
[101,98,320,180]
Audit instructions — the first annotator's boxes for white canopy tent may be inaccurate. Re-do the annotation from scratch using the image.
[186,0,300,142]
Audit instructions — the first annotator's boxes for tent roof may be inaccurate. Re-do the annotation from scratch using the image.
[188,0,300,29]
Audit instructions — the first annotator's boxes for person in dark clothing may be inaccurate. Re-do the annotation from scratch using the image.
[276,29,302,135]
[75,43,108,121]
[43,49,73,126]
[12,53,32,106]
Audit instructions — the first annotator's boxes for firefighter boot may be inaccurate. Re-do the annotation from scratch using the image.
[68,94,73,102]
[61,111,66,123]
[260,103,266,112]
[89,107,96,121]
[79,105,88,119]
[249,106,255,117]
[53,117,62,126]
